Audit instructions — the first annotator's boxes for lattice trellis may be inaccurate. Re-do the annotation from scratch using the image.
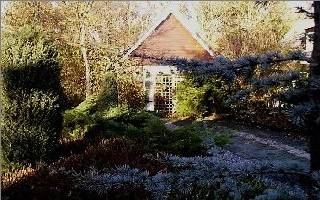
[154,74,183,116]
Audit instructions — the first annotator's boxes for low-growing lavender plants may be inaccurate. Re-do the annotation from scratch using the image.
[70,146,312,200]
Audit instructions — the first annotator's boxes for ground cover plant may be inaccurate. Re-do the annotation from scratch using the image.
[2,138,320,200]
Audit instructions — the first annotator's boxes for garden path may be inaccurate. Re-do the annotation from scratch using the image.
[166,120,310,172]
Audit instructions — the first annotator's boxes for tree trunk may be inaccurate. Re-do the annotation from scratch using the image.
[309,1,320,171]
[78,2,93,98]
[79,10,91,98]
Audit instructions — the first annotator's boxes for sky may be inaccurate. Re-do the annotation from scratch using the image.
[0,1,9,16]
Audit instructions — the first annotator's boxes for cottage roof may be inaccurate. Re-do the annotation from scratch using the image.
[123,11,215,61]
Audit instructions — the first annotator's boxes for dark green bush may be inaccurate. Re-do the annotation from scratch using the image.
[203,77,230,114]
[63,98,211,156]
[111,111,169,150]
[89,110,203,155]
[95,72,118,112]
[62,72,122,140]
[65,107,214,156]
[168,123,206,156]
[114,111,159,128]
[2,91,61,164]
[62,107,96,140]
[1,25,62,164]
[62,101,128,141]
[213,132,232,147]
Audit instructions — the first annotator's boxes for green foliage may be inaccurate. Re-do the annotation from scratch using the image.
[175,77,230,117]
[213,132,232,148]
[97,105,129,120]
[112,111,169,149]
[167,122,232,155]
[115,112,211,156]
[62,72,120,140]
[62,106,96,140]
[169,51,308,130]
[1,25,62,164]
[2,91,61,164]
[1,26,60,94]
[63,104,211,156]
[205,77,231,114]
[98,72,118,108]
[77,72,118,114]
[168,125,204,156]
[175,79,208,117]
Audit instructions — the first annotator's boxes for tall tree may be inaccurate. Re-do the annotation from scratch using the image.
[309,2,320,171]
[294,1,320,171]
[196,1,300,59]
[2,2,151,106]
[76,2,93,97]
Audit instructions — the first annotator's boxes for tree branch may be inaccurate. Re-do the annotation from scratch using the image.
[296,6,314,18]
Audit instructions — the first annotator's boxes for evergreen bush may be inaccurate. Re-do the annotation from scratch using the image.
[1,25,63,164]
[62,72,120,140]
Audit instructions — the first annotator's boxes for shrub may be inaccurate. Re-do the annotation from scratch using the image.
[167,134,203,156]
[175,76,231,118]
[95,72,118,111]
[2,91,61,163]
[117,75,146,110]
[1,25,62,165]
[62,73,121,141]
[213,131,232,147]
[115,111,160,128]
[97,105,128,120]
[203,77,231,114]
[168,125,204,156]
[111,111,170,151]
[175,79,208,117]
[62,107,96,140]
[63,103,131,141]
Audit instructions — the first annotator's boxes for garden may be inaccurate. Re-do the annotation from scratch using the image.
[1,1,320,200]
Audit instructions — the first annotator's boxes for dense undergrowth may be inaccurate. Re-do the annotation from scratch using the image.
[1,80,233,199]
[1,23,318,200]
[3,91,319,199]
[3,136,320,200]
[1,26,63,167]
[62,91,228,157]
[2,47,317,199]
[172,52,310,132]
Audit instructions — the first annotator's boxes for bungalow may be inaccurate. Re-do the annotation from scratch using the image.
[124,12,215,115]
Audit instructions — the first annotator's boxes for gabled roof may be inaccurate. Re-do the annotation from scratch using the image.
[123,11,215,60]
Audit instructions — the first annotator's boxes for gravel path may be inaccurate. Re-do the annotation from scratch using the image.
[166,120,310,172]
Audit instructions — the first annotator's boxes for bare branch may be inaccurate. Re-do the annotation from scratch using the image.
[296,6,314,18]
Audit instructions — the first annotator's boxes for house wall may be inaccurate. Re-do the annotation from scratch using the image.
[142,65,182,112]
